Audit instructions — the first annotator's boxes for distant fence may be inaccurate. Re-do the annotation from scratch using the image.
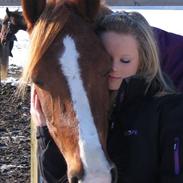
[0,0,183,6]
[0,0,20,6]
[107,0,183,6]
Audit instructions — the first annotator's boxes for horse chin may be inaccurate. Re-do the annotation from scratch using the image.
[2,41,7,46]
[1,36,8,46]
[69,176,112,183]
[70,163,118,183]
[68,169,112,183]
[80,175,112,183]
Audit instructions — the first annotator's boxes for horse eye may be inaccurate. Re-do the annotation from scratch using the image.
[34,79,44,87]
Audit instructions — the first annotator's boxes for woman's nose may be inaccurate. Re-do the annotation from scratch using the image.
[111,60,118,72]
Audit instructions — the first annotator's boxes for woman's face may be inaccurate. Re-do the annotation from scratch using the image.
[101,31,140,90]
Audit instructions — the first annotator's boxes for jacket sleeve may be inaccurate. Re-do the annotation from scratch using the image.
[36,126,67,183]
[159,94,183,183]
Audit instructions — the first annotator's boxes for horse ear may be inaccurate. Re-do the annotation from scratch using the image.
[21,0,47,30]
[66,0,100,21]
[6,7,11,17]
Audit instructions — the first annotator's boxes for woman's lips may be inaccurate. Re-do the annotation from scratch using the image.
[109,75,121,79]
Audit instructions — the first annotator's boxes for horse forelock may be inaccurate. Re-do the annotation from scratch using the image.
[19,3,70,95]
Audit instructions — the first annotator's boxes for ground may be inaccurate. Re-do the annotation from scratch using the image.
[0,65,30,183]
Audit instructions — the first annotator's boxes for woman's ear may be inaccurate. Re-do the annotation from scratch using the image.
[65,0,100,21]
[21,0,47,30]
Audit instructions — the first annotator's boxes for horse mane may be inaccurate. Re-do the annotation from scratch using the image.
[14,10,23,17]
[18,2,70,95]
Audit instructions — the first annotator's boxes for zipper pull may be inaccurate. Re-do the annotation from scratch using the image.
[111,122,115,129]
[174,142,177,151]
[174,137,180,176]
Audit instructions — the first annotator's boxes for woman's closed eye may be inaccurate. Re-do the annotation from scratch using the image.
[120,59,130,63]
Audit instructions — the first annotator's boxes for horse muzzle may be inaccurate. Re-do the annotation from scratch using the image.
[69,164,118,183]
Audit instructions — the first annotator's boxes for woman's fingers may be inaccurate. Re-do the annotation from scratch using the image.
[30,85,47,126]
[31,84,36,108]
[35,93,42,112]
[31,84,42,112]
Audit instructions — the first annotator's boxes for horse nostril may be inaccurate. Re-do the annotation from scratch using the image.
[2,40,6,46]
[69,169,84,183]
[110,164,118,183]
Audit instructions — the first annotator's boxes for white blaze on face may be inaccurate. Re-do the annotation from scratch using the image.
[59,36,111,183]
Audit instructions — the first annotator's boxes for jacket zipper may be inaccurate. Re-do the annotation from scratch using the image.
[174,137,180,175]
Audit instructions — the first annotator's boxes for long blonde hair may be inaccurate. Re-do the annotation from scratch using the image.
[96,11,174,93]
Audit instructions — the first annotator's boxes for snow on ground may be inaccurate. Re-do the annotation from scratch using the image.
[9,30,29,67]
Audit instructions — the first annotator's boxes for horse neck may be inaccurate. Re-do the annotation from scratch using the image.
[20,12,27,31]
[17,18,27,31]
[19,23,27,31]
[12,12,27,32]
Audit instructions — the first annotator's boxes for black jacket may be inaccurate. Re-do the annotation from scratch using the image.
[107,76,183,183]
[37,76,183,183]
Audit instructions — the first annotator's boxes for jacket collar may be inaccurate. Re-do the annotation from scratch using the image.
[115,75,162,105]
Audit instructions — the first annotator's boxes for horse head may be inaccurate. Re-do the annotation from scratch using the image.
[20,0,116,182]
[0,7,26,45]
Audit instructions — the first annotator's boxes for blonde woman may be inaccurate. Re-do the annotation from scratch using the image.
[31,11,183,183]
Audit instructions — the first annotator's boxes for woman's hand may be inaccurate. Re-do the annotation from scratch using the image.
[30,84,47,127]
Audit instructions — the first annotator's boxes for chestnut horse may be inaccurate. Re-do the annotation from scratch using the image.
[0,19,10,80]
[20,0,116,182]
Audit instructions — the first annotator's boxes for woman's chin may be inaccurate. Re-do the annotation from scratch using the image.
[108,85,120,91]
[108,81,122,91]
[108,78,123,90]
